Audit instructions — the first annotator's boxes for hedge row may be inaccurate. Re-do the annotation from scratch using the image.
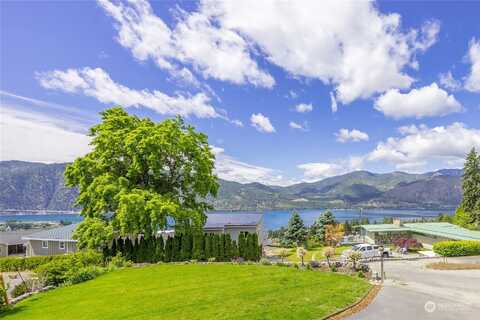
[0,251,104,272]
[0,255,71,272]
[433,240,480,257]
[105,231,262,263]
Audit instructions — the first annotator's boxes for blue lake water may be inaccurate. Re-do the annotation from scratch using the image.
[0,208,451,231]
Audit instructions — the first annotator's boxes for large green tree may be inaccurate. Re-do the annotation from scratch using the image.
[456,148,480,227]
[284,211,307,246]
[65,108,219,249]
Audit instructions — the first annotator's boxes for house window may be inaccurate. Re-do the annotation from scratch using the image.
[59,242,65,250]
[42,241,48,249]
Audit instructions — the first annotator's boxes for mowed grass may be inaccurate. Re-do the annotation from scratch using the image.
[2,264,371,320]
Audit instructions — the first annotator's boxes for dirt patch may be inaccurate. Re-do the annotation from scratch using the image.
[325,285,382,320]
[426,262,480,270]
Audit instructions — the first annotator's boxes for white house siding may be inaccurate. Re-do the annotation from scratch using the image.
[26,240,77,256]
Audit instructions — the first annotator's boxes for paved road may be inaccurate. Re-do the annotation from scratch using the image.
[348,256,480,320]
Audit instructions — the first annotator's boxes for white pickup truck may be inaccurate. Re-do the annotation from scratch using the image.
[342,244,391,259]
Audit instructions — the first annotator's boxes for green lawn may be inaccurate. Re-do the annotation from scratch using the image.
[2,264,370,320]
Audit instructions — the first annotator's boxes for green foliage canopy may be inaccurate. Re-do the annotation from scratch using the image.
[65,108,219,249]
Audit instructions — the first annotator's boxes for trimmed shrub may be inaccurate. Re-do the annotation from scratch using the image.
[0,256,67,272]
[35,251,103,287]
[65,266,106,285]
[433,240,480,257]
[108,253,132,269]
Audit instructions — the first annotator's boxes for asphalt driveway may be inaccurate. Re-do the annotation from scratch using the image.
[348,256,480,320]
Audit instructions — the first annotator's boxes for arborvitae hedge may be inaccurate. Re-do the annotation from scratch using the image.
[104,231,262,263]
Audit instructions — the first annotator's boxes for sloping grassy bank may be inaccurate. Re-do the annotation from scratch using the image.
[2,264,370,320]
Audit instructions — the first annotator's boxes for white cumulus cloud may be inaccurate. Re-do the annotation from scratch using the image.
[465,38,480,92]
[439,71,461,91]
[298,156,364,181]
[37,67,219,118]
[250,113,275,133]
[204,0,439,103]
[212,146,296,185]
[0,106,91,163]
[374,83,462,119]
[289,121,308,131]
[294,103,313,113]
[335,128,369,143]
[97,0,274,88]
[368,123,480,170]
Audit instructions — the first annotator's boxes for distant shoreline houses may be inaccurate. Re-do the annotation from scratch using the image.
[20,213,265,257]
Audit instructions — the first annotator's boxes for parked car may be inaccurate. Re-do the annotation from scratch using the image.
[342,244,391,260]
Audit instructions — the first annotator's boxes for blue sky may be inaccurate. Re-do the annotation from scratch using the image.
[1,0,480,185]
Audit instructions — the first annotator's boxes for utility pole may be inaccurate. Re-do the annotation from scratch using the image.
[379,245,384,283]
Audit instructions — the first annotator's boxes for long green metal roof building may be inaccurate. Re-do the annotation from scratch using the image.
[361,222,480,241]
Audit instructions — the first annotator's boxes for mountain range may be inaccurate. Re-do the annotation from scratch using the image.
[0,161,463,212]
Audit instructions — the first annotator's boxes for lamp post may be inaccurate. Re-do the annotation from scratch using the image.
[379,245,384,283]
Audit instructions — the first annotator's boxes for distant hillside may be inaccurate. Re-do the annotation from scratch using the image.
[0,161,462,211]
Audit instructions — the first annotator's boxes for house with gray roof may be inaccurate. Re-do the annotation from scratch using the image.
[21,213,265,256]
[0,230,35,257]
[22,224,78,256]
[203,213,265,244]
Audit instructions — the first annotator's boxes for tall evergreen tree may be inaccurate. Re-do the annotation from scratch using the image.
[111,238,117,257]
[117,237,125,256]
[458,148,480,226]
[213,234,221,261]
[224,234,232,261]
[133,237,139,263]
[204,234,213,259]
[231,240,239,258]
[284,211,308,246]
[192,233,205,260]
[180,231,192,261]
[238,232,246,258]
[173,235,182,261]
[124,237,133,261]
[310,210,336,243]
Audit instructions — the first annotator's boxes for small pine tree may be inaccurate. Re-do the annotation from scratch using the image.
[218,234,226,261]
[102,244,110,259]
[238,232,246,258]
[180,231,192,261]
[224,234,232,261]
[133,237,140,263]
[111,238,117,257]
[204,234,212,259]
[192,233,205,260]
[117,238,125,256]
[213,234,221,261]
[284,211,308,246]
[124,237,133,261]
[231,240,239,258]
[245,233,257,261]
[173,234,182,261]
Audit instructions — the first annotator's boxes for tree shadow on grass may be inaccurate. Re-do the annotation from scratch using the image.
[0,305,27,318]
